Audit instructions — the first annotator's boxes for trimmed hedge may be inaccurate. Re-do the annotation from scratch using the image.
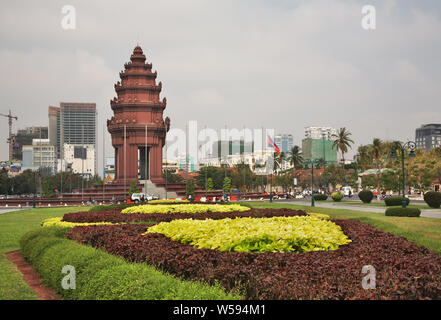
[331,192,343,202]
[20,227,240,300]
[67,222,441,299]
[358,190,374,203]
[89,203,135,212]
[385,207,421,217]
[384,196,410,206]
[313,194,328,201]
[424,191,441,208]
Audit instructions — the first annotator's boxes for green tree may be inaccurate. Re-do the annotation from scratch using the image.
[231,162,253,191]
[357,144,371,171]
[207,177,214,191]
[380,170,400,192]
[128,179,139,197]
[332,127,354,166]
[41,179,56,198]
[185,179,195,196]
[223,177,231,193]
[163,169,184,183]
[287,146,303,170]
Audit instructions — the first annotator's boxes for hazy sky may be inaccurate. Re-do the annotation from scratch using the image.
[1,0,440,174]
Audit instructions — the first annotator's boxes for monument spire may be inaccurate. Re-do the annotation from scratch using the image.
[107,46,170,185]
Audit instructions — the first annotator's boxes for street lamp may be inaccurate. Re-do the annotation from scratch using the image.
[390,141,416,208]
[322,133,327,194]
[305,159,322,207]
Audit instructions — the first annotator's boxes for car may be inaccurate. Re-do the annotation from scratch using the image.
[341,186,353,197]
[130,193,159,203]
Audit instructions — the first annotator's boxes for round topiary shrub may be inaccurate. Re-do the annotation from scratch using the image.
[313,194,328,201]
[358,190,373,203]
[384,196,410,206]
[424,191,441,208]
[385,207,421,217]
[331,192,343,202]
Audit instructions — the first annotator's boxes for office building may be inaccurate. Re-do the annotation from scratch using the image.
[48,103,97,174]
[21,139,56,174]
[63,144,95,177]
[415,124,441,150]
[274,134,294,154]
[12,126,48,160]
[302,127,338,165]
[211,140,254,158]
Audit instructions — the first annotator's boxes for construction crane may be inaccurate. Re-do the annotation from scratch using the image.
[0,110,18,161]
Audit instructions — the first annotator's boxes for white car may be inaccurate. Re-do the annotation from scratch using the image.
[130,193,159,203]
[341,186,353,196]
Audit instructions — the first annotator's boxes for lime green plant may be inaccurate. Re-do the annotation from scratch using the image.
[41,217,114,229]
[122,204,250,214]
[145,216,351,253]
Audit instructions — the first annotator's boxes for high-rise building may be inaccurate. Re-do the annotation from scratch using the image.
[302,127,338,164]
[211,140,254,158]
[48,106,61,159]
[21,139,56,174]
[12,126,48,160]
[415,124,441,150]
[48,103,97,175]
[274,134,294,154]
[63,144,95,177]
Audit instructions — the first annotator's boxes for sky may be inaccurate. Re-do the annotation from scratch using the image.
[1,0,440,175]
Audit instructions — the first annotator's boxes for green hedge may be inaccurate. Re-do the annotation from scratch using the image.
[358,190,374,203]
[313,194,328,201]
[384,196,410,206]
[331,192,343,202]
[385,207,421,217]
[89,203,135,212]
[424,191,441,208]
[20,227,240,300]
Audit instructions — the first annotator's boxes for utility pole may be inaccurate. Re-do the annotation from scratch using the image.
[322,132,327,194]
[144,124,148,196]
[0,110,18,161]
[103,124,105,203]
[124,125,127,201]
[81,125,84,202]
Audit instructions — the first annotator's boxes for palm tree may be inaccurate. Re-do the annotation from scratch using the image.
[273,152,285,174]
[370,138,383,197]
[287,146,304,171]
[357,144,371,171]
[371,138,383,170]
[332,127,354,167]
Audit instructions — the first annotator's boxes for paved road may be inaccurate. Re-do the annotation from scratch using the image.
[281,200,441,219]
[0,208,26,215]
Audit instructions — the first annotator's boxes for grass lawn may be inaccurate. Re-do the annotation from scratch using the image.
[320,200,435,209]
[0,207,87,300]
[243,202,441,255]
[2,203,441,300]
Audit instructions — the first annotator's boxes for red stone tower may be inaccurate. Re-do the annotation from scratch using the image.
[107,46,170,184]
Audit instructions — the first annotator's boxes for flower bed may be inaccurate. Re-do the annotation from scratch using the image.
[145,216,350,253]
[148,199,190,204]
[66,221,441,299]
[62,208,309,224]
[42,217,115,228]
[121,203,250,214]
